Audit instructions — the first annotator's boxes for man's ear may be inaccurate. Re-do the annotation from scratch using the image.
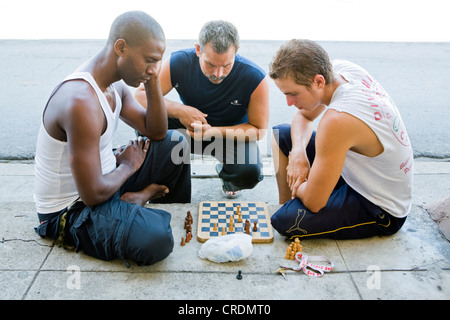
[313,74,326,89]
[195,43,201,57]
[114,39,128,57]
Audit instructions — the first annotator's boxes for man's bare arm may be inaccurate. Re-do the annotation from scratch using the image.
[120,73,167,140]
[60,84,148,206]
[287,105,325,198]
[295,110,354,212]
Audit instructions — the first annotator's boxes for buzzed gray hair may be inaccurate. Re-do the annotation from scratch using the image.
[108,11,165,47]
[198,20,240,54]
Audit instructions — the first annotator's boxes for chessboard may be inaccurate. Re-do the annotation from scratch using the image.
[197,201,274,243]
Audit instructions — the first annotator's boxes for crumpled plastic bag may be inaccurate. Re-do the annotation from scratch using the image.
[198,234,253,263]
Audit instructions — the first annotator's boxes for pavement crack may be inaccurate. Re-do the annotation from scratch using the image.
[1,237,53,247]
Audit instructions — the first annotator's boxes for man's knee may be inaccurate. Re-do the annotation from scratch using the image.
[271,199,309,237]
[125,207,174,266]
[223,163,263,190]
[239,163,263,189]
[165,129,190,165]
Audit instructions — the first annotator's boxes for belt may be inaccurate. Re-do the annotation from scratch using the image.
[55,198,82,248]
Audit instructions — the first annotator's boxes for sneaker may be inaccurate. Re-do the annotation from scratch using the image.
[215,164,241,199]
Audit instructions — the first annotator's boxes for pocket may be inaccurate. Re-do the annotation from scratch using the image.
[70,207,122,261]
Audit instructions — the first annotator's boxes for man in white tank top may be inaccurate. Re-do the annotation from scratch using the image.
[33,12,191,266]
[268,40,413,240]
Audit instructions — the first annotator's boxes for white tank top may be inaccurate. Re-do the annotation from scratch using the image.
[34,72,122,214]
[328,60,413,218]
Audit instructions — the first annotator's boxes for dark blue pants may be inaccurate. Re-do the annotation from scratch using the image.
[168,117,263,192]
[35,130,191,265]
[271,124,406,240]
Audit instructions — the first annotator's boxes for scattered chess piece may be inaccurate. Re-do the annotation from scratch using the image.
[285,246,292,259]
[289,249,295,260]
[181,237,185,246]
[236,270,243,280]
[187,211,193,224]
[284,238,303,259]
[294,238,303,252]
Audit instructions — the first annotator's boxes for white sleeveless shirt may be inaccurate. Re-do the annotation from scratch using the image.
[34,72,122,214]
[328,60,413,218]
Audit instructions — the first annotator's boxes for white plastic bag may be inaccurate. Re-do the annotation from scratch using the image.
[198,234,253,263]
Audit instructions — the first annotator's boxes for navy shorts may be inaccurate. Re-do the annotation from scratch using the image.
[271,124,406,240]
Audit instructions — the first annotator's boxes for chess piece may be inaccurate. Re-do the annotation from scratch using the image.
[244,219,250,235]
[187,211,193,224]
[237,211,242,223]
[236,270,243,280]
[253,221,258,232]
[213,222,218,232]
[294,238,302,252]
[229,215,234,232]
[221,227,226,235]
[186,231,192,243]
[181,237,185,246]
[285,246,292,259]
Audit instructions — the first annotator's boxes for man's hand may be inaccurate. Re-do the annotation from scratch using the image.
[189,121,225,141]
[115,137,150,172]
[179,106,208,133]
[287,148,310,199]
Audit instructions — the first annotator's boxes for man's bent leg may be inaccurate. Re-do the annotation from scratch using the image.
[121,130,191,203]
[216,140,263,192]
[271,183,406,240]
[66,193,173,265]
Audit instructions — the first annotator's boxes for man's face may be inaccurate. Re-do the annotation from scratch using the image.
[274,76,321,112]
[196,43,236,84]
[117,37,166,87]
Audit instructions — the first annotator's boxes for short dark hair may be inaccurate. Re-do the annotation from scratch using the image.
[269,39,334,87]
[198,20,239,54]
[107,11,165,47]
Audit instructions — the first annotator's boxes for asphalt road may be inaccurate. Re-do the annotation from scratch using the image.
[1,39,449,159]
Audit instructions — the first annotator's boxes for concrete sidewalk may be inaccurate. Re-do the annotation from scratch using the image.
[0,158,449,300]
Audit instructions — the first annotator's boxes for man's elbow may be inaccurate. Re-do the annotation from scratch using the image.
[148,131,167,141]
[79,192,107,207]
[134,86,147,108]
[301,196,327,214]
[77,183,113,207]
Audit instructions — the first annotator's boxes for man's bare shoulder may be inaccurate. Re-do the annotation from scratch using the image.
[317,109,382,157]
[316,109,358,148]
[50,79,100,112]
[319,109,359,132]
[45,79,105,140]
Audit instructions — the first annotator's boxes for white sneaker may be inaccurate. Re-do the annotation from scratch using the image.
[215,164,241,199]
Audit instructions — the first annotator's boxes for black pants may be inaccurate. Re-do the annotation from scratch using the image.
[35,130,191,265]
[166,117,264,192]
